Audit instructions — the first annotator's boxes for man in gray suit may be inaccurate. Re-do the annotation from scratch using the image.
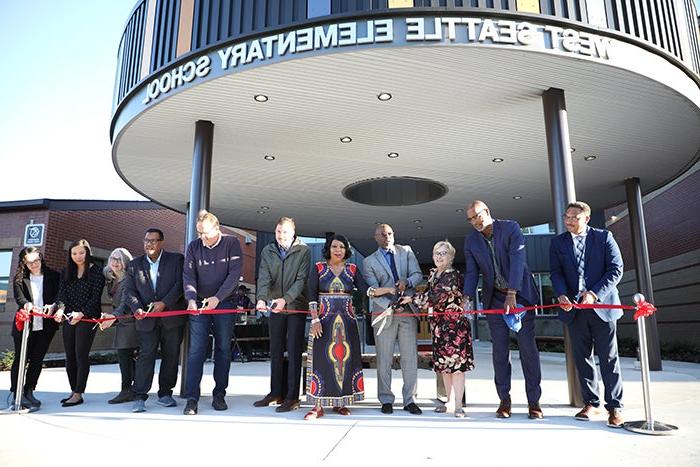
[363,224,423,415]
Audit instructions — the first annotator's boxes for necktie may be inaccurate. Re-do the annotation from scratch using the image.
[387,250,399,283]
[575,235,586,295]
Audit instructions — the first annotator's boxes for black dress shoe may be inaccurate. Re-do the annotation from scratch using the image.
[403,403,422,415]
[275,399,300,413]
[212,395,228,411]
[183,399,198,415]
[60,394,73,404]
[381,403,393,414]
[24,390,41,408]
[253,394,283,407]
[62,397,84,407]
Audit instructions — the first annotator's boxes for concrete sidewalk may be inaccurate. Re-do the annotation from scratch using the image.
[1,341,698,466]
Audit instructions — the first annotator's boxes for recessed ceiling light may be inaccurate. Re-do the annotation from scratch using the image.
[456,208,464,213]
[256,210,266,214]
[570,147,576,153]
[387,152,399,158]
[254,94,268,102]
[411,238,416,242]
[264,155,276,161]
[492,158,504,163]
[377,92,392,101]
[413,219,422,223]
[260,206,270,210]
[513,195,522,200]
[340,136,352,143]
[584,155,597,161]
[416,225,423,230]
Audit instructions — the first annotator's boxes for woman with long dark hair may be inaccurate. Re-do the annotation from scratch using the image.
[6,247,60,411]
[54,239,105,407]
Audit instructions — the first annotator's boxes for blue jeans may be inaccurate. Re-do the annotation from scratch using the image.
[184,301,235,401]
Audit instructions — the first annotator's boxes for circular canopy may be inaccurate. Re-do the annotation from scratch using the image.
[113,34,700,260]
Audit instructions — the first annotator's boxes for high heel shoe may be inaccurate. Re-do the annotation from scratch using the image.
[304,406,324,420]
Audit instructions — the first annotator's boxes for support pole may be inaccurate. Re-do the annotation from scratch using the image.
[542,87,583,407]
[624,177,662,370]
[1,315,30,414]
[623,293,677,435]
[179,120,214,397]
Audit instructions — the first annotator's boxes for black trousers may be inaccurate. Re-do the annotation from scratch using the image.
[133,322,184,400]
[269,312,306,401]
[62,322,97,393]
[10,327,56,393]
[116,348,137,390]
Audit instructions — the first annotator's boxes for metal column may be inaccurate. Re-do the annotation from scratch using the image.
[624,177,662,370]
[179,120,214,396]
[542,88,583,407]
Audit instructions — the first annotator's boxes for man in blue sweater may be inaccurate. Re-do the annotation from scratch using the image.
[182,210,243,415]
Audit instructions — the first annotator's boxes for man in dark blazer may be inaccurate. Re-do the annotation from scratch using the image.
[121,228,186,413]
[463,200,543,419]
[550,201,625,428]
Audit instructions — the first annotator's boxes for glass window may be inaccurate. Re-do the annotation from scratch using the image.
[538,273,557,316]
[0,250,13,313]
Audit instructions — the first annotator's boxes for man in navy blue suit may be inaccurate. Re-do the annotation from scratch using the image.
[550,201,625,428]
[463,200,543,419]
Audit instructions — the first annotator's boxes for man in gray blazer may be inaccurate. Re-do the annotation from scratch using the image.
[363,224,424,415]
[121,228,186,413]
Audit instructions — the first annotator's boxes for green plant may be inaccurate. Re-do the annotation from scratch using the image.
[0,349,14,371]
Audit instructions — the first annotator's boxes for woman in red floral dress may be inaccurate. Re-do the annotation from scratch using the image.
[406,240,474,417]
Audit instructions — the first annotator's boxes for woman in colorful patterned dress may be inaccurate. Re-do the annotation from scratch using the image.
[304,234,395,420]
[404,240,474,417]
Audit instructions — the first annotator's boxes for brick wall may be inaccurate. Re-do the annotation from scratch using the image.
[608,170,700,271]
[0,203,257,354]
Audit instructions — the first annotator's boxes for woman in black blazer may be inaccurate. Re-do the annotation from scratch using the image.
[8,247,60,411]
[54,239,106,407]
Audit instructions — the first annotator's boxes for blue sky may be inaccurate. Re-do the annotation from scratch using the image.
[1,1,700,202]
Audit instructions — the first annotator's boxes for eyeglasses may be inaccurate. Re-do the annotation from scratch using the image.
[25,258,41,266]
[143,238,162,244]
[467,209,485,223]
[563,214,585,222]
[433,250,450,257]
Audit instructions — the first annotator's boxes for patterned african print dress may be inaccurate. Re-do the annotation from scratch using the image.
[421,268,475,373]
[306,262,366,408]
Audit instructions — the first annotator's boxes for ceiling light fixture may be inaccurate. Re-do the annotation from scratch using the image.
[264,155,276,161]
[456,208,464,213]
[584,155,597,161]
[413,219,422,223]
[253,94,268,102]
[513,195,522,200]
[260,206,270,210]
[416,226,423,230]
[256,210,266,214]
[492,157,504,163]
[340,136,352,143]
[387,152,399,158]
[377,92,392,101]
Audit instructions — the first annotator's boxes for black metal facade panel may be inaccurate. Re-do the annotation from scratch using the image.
[116,0,148,106]
[151,0,181,72]
[114,0,700,109]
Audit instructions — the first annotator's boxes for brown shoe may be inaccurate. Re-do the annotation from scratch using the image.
[575,404,599,421]
[528,402,544,419]
[607,408,624,428]
[496,398,511,418]
[253,394,283,407]
[275,399,300,413]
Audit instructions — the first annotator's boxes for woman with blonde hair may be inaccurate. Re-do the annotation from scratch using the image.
[403,240,474,417]
[100,247,138,404]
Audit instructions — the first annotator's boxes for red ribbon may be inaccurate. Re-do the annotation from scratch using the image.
[633,300,657,321]
[14,311,29,331]
[18,299,657,324]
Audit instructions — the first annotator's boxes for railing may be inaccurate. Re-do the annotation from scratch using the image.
[113,0,700,110]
